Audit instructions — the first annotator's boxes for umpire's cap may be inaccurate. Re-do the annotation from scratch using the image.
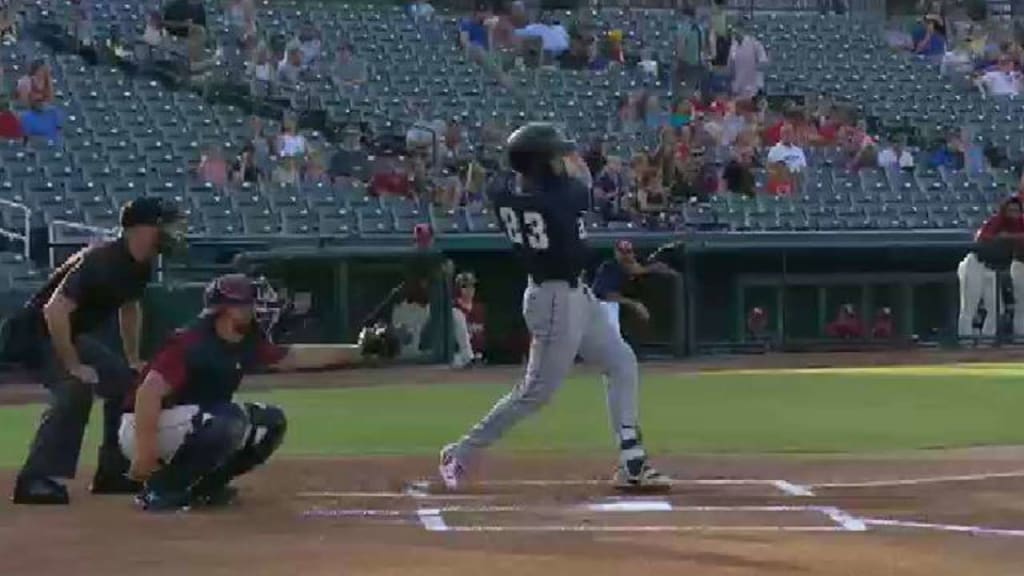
[119,197,181,229]
[506,122,576,175]
[202,274,256,317]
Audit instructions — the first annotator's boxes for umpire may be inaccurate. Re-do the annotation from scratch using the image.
[7,197,182,505]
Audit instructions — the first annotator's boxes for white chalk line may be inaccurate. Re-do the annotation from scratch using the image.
[304,504,826,515]
[416,508,449,532]
[817,506,869,532]
[773,480,815,497]
[420,525,848,533]
[473,478,778,487]
[863,518,1024,537]
[296,491,489,500]
[811,469,1024,489]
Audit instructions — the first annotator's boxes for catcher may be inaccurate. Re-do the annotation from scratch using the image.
[122,273,398,511]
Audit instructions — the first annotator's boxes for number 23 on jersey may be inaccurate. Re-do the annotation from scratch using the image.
[498,207,586,250]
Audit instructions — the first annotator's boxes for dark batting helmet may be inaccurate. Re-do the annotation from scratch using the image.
[506,122,576,177]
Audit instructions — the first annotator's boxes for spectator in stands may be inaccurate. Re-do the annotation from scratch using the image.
[767,124,807,177]
[0,0,18,43]
[303,149,329,185]
[333,43,367,87]
[463,160,487,205]
[272,156,300,187]
[728,24,768,102]
[142,11,165,47]
[840,120,878,171]
[560,30,604,71]
[977,55,1022,97]
[327,125,369,181]
[16,60,54,110]
[227,0,257,47]
[451,271,485,369]
[723,145,756,197]
[514,16,570,59]
[162,0,206,39]
[197,145,228,187]
[877,138,915,172]
[673,5,707,90]
[595,156,627,219]
[443,118,466,162]
[928,132,965,170]
[459,4,492,52]
[370,157,411,198]
[296,25,322,68]
[277,47,303,85]
[0,95,22,140]
[276,116,307,159]
[231,143,261,184]
[408,0,435,21]
[251,47,274,83]
[247,115,272,173]
[912,14,946,57]
[20,102,61,143]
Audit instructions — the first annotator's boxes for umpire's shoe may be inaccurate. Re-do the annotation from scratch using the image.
[90,448,143,495]
[12,476,70,505]
[612,462,673,493]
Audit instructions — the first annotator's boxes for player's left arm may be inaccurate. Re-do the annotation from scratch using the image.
[262,342,365,372]
[119,300,143,369]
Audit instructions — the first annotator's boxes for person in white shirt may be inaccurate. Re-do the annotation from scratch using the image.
[276,117,307,158]
[728,28,768,101]
[766,124,807,173]
[514,21,569,55]
[979,57,1022,97]
[877,141,915,171]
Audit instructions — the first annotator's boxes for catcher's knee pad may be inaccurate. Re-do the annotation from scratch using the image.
[230,402,287,475]
[147,406,248,493]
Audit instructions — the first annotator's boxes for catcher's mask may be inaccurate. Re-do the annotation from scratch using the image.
[201,274,286,340]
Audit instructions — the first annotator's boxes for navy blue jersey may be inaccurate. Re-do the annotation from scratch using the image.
[591,259,629,300]
[488,171,590,282]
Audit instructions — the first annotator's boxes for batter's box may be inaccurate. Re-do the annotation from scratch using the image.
[416,504,868,533]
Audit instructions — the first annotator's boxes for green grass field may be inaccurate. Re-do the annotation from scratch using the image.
[1,364,1023,468]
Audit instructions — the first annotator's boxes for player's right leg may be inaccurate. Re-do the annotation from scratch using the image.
[120,404,247,511]
[440,282,587,489]
[957,253,983,338]
[579,289,670,491]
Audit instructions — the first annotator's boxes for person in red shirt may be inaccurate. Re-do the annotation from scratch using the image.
[826,303,864,339]
[369,157,411,198]
[959,197,1024,339]
[0,99,23,140]
[451,271,485,368]
[124,274,373,511]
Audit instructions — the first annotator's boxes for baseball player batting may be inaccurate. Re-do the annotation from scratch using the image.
[439,122,670,491]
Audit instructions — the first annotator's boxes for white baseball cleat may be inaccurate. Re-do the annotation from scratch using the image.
[438,445,465,490]
[612,462,673,492]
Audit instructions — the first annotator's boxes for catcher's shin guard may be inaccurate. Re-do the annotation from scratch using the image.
[191,402,287,499]
[146,404,248,496]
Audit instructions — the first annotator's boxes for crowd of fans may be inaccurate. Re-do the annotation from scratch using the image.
[9,0,1024,229]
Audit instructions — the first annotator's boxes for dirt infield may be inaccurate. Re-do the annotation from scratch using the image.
[3,454,1024,575]
[3,350,1024,575]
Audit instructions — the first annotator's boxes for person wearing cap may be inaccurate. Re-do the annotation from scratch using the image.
[9,197,183,505]
[451,271,485,369]
[122,273,368,511]
[591,240,676,334]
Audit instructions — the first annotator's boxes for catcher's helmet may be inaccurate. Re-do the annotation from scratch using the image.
[506,122,576,177]
[202,273,257,316]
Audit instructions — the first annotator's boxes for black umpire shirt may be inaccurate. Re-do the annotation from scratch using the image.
[27,238,153,339]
